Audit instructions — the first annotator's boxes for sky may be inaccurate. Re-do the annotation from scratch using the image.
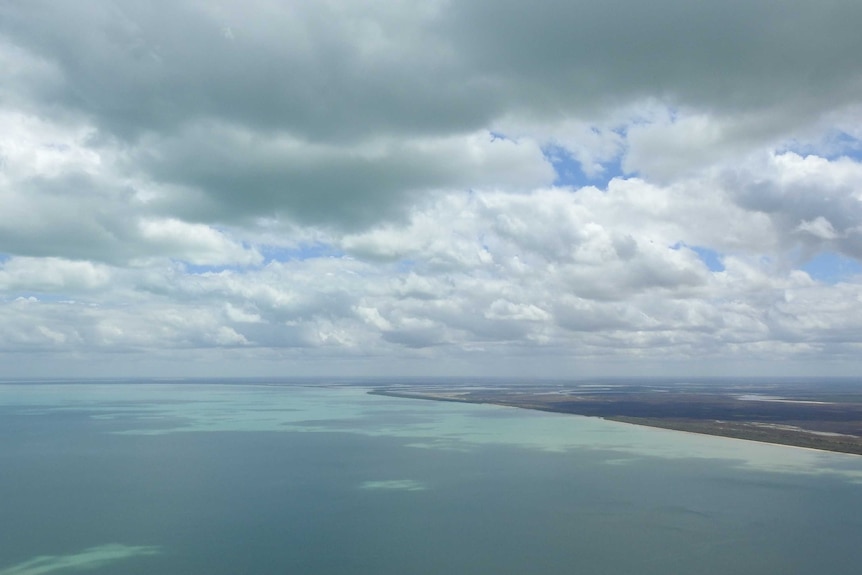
[2,0,862,379]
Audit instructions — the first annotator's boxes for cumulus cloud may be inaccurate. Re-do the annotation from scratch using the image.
[1,1,862,377]
[137,218,262,266]
[0,257,111,292]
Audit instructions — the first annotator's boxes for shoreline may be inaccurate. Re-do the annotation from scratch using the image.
[598,415,861,457]
[371,389,862,457]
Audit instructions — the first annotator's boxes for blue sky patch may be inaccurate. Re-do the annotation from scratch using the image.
[180,244,344,273]
[396,259,416,273]
[823,131,862,161]
[690,246,725,272]
[802,251,862,283]
[781,131,862,162]
[261,243,344,264]
[183,263,246,274]
[671,243,725,272]
[542,145,624,188]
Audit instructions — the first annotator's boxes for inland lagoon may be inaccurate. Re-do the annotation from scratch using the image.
[2,381,861,575]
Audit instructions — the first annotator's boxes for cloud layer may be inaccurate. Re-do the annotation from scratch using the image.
[2,1,862,377]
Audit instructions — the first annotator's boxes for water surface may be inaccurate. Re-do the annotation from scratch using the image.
[2,382,861,574]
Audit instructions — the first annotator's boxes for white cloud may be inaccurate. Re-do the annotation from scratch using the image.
[2,1,862,376]
[137,218,262,266]
[797,217,839,241]
[0,257,111,291]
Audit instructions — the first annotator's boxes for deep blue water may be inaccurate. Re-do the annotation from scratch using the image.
[1,382,861,574]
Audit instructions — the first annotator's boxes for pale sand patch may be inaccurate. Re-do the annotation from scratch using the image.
[736,394,834,405]
[0,544,160,575]
[359,479,427,491]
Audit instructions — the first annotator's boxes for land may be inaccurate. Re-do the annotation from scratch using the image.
[370,378,862,455]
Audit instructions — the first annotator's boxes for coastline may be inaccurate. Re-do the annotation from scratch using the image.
[371,389,862,457]
[599,415,862,456]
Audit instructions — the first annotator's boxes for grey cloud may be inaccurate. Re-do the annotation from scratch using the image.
[381,325,447,349]
[4,1,861,231]
[552,299,632,333]
[132,124,551,228]
[0,172,137,261]
[0,182,260,266]
[445,0,862,119]
[7,1,862,141]
[0,1,490,141]
[229,321,317,349]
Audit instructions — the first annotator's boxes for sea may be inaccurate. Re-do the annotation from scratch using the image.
[2,380,861,575]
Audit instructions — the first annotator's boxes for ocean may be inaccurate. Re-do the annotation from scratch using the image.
[2,381,861,574]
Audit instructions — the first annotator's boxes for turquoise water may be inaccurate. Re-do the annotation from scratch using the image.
[2,382,861,574]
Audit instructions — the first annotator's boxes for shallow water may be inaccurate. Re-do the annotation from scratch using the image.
[2,382,861,574]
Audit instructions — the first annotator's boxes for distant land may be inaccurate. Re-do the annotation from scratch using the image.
[371,378,862,455]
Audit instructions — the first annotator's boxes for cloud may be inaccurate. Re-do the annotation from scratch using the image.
[10,0,860,136]
[444,0,862,117]
[0,258,111,292]
[137,218,262,266]
[4,1,861,227]
[1,1,862,376]
[797,217,839,241]
[132,124,553,227]
[726,152,862,261]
